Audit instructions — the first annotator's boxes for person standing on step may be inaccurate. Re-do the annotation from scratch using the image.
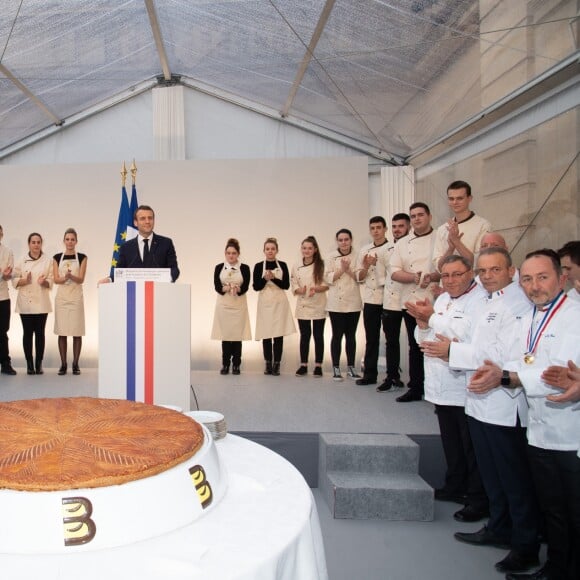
[292,236,328,378]
[355,216,391,386]
[53,228,87,376]
[388,203,438,402]
[325,228,362,382]
[407,255,489,523]
[12,232,53,375]
[211,238,251,375]
[377,212,410,392]
[433,180,491,273]
[252,237,295,376]
[0,225,17,375]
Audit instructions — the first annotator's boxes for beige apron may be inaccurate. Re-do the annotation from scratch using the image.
[255,281,296,340]
[211,265,252,341]
[54,254,85,336]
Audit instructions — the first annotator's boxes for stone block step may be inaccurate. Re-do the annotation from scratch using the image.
[319,433,419,474]
[321,471,434,521]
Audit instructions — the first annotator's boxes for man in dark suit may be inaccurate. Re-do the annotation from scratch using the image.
[116,205,180,282]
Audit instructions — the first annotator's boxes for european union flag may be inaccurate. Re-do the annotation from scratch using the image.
[109,186,138,279]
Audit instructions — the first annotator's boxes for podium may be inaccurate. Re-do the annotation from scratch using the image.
[98,281,191,410]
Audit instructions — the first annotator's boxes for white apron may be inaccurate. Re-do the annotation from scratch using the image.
[54,254,85,336]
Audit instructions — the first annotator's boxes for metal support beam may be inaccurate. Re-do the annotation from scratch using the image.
[144,0,172,81]
[0,63,62,125]
[281,0,335,118]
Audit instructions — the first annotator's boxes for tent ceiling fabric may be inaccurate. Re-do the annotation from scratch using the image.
[0,0,577,161]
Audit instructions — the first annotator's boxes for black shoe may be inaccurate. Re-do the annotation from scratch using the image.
[220,365,230,375]
[295,365,307,376]
[454,525,510,549]
[356,376,377,386]
[434,488,467,504]
[35,362,43,375]
[396,390,422,402]
[72,364,80,375]
[505,566,552,580]
[376,377,404,392]
[27,361,35,375]
[495,550,540,573]
[272,362,280,376]
[453,505,489,522]
[58,364,67,375]
[313,366,323,378]
[1,364,17,375]
[232,365,240,375]
[264,361,272,375]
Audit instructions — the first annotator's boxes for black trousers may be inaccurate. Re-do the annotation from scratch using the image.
[361,303,385,381]
[298,319,325,364]
[221,341,242,366]
[468,416,539,551]
[527,445,580,579]
[383,309,424,393]
[0,298,11,365]
[20,313,48,364]
[262,337,283,363]
[435,405,487,510]
[329,311,360,367]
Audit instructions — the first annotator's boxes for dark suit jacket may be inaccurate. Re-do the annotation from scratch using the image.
[116,234,180,282]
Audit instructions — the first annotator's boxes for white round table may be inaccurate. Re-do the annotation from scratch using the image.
[0,435,328,580]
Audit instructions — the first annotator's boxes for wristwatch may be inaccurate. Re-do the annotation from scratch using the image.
[500,370,511,387]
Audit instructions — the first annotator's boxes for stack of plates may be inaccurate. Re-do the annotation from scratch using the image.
[185,410,227,440]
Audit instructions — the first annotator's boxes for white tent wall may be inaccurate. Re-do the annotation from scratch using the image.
[1,156,369,370]
[1,86,369,166]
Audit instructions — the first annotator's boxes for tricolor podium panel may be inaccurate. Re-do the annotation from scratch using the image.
[98,282,191,410]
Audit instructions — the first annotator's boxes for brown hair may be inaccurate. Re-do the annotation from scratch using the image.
[225,238,240,254]
[302,235,324,285]
[263,237,278,251]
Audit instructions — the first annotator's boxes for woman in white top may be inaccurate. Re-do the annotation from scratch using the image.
[12,232,54,375]
[252,237,295,376]
[325,228,363,381]
[211,238,251,375]
[291,236,328,378]
[53,228,87,376]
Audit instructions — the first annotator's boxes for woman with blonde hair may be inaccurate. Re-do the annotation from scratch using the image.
[211,238,251,375]
[291,236,328,377]
[252,237,295,376]
[53,228,87,375]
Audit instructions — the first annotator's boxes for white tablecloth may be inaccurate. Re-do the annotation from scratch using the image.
[0,435,328,580]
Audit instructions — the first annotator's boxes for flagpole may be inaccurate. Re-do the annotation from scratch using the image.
[121,161,128,187]
[130,159,137,185]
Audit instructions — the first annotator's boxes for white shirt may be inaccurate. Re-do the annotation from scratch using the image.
[389,230,437,306]
[382,240,403,311]
[417,280,487,406]
[449,282,532,427]
[510,295,580,451]
[324,249,362,313]
[433,213,491,271]
[138,234,154,261]
[0,244,14,301]
[355,240,390,305]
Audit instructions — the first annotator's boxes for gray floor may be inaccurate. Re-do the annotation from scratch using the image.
[0,368,526,580]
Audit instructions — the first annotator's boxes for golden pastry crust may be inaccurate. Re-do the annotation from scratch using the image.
[0,397,203,491]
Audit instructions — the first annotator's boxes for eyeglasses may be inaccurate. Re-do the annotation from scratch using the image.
[440,270,470,280]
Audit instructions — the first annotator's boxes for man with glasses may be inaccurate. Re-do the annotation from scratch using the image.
[422,247,539,575]
[406,255,488,522]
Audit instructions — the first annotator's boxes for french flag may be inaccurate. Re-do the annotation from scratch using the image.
[125,281,155,403]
